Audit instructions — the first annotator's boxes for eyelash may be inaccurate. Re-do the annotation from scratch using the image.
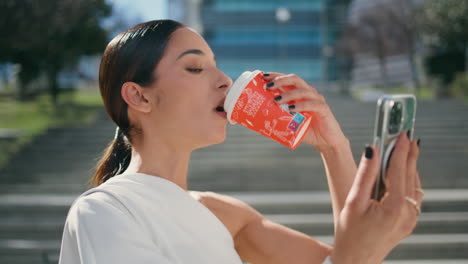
[186,68,203,73]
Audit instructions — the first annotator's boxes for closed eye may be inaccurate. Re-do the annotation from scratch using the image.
[186,68,203,73]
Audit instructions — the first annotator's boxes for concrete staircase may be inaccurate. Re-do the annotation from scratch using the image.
[1,96,467,263]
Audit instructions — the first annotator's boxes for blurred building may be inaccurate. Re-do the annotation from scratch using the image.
[170,0,350,85]
[168,0,204,33]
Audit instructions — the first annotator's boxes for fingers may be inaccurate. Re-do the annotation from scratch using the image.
[263,73,327,117]
[289,100,328,115]
[346,145,381,210]
[274,88,329,115]
[261,72,284,79]
[415,172,424,204]
[262,73,318,94]
[274,87,325,104]
[405,139,420,198]
[274,88,319,104]
[414,139,423,204]
[385,133,411,204]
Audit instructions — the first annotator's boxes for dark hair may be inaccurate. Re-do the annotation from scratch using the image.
[90,19,184,187]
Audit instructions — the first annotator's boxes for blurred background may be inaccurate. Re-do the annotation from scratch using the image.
[0,0,467,263]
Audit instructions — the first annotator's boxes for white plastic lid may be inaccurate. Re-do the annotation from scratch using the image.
[224,70,262,124]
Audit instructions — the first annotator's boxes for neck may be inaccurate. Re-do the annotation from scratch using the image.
[123,134,192,191]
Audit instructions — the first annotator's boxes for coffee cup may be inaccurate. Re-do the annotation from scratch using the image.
[224,70,314,149]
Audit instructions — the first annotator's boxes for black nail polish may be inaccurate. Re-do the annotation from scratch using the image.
[288,104,295,110]
[274,95,282,101]
[417,138,421,147]
[365,145,373,159]
[266,82,274,88]
[407,130,411,138]
[263,73,270,77]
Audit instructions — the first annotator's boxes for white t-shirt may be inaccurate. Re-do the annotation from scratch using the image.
[59,173,243,264]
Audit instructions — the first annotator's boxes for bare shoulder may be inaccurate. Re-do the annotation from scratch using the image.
[191,191,258,216]
[190,191,262,238]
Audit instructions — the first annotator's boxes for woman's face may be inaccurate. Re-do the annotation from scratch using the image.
[143,27,232,150]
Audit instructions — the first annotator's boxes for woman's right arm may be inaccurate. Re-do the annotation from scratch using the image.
[59,192,171,264]
[219,133,421,264]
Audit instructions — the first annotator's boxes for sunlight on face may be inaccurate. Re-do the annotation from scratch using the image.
[144,27,232,150]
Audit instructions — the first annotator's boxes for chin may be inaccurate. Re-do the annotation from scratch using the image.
[195,128,226,149]
[209,130,227,146]
[213,133,227,145]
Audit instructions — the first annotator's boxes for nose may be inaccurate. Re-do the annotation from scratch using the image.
[217,70,233,92]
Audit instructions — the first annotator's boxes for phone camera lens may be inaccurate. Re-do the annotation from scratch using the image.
[388,102,403,134]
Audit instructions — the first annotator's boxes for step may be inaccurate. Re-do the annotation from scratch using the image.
[383,260,468,264]
[4,148,467,183]
[0,217,65,240]
[313,233,468,259]
[0,239,59,264]
[1,234,467,262]
[228,189,468,214]
[0,194,77,219]
[388,233,468,260]
[2,211,467,241]
[265,212,468,236]
[0,184,87,194]
[1,189,466,216]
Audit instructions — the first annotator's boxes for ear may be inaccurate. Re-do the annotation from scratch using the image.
[121,82,151,114]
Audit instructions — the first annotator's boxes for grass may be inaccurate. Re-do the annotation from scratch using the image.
[352,85,436,101]
[0,90,103,168]
[387,86,435,100]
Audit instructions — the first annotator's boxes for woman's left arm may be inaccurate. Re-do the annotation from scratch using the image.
[318,140,357,230]
[263,73,357,227]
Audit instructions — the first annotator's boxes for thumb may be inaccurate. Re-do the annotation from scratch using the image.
[346,145,381,208]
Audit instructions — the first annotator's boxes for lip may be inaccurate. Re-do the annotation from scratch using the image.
[215,111,227,119]
[216,97,226,109]
[213,97,227,120]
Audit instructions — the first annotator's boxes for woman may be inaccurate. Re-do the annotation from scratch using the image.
[59,20,423,264]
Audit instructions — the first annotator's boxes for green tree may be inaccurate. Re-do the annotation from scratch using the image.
[419,0,468,92]
[0,0,111,103]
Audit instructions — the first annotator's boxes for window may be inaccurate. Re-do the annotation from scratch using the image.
[212,0,323,12]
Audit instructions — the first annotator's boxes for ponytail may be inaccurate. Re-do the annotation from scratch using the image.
[90,128,131,187]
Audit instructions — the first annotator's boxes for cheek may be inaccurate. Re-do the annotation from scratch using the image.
[156,79,200,109]
[170,84,210,114]
[154,76,214,124]
[160,90,207,127]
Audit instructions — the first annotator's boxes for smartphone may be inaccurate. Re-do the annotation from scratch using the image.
[372,94,417,201]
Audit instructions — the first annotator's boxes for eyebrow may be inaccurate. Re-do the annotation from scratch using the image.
[177,49,205,60]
